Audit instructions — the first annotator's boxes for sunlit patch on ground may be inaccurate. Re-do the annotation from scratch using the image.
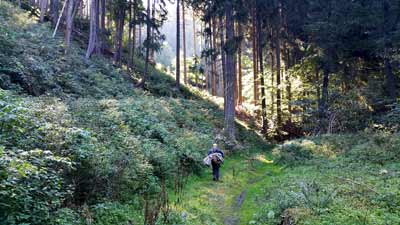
[255,154,274,164]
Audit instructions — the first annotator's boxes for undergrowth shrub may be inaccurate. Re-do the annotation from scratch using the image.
[0,148,73,224]
[375,103,400,132]
[51,208,82,225]
[254,132,400,225]
[252,179,336,225]
[156,209,186,225]
[0,87,224,224]
[0,92,35,146]
[89,202,142,225]
[0,2,134,98]
[344,132,400,164]
[272,139,336,165]
[298,181,336,215]
[273,132,399,166]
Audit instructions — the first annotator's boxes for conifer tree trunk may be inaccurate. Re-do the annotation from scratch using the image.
[192,10,197,57]
[64,0,76,52]
[252,8,259,105]
[285,47,292,123]
[219,16,226,97]
[176,0,181,89]
[257,18,267,134]
[86,0,100,58]
[270,49,275,118]
[100,0,105,29]
[237,23,243,105]
[182,1,188,84]
[86,0,89,18]
[132,1,137,61]
[275,4,282,127]
[128,3,133,70]
[79,0,83,18]
[50,0,58,25]
[149,0,156,61]
[52,0,67,37]
[383,0,397,100]
[205,21,211,91]
[138,24,142,48]
[107,0,112,30]
[99,0,106,52]
[276,40,282,127]
[316,68,321,113]
[233,21,237,104]
[319,64,330,132]
[113,5,125,66]
[199,22,203,55]
[192,14,198,87]
[40,0,48,23]
[137,0,151,89]
[224,0,236,142]
[211,17,217,95]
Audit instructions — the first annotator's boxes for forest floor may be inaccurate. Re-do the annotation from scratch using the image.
[170,149,282,225]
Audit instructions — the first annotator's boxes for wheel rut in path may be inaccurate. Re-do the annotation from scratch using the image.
[223,190,247,225]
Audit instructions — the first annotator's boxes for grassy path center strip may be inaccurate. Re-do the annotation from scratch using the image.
[171,151,282,225]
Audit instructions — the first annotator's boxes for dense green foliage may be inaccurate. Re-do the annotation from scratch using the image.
[0,3,132,97]
[0,2,195,99]
[0,87,224,224]
[251,133,400,225]
[0,3,222,224]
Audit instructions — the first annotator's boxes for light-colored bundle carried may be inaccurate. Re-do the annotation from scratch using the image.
[203,153,224,166]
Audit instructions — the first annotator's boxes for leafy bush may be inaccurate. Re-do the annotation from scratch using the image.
[0,2,134,98]
[272,139,336,165]
[253,133,400,225]
[0,86,225,224]
[273,132,399,166]
[272,140,314,165]
[377,103,400,132]
[90,202,142,225]
[298,181,336,214]
[0,148,73,225]
[344,132,400,164]
[51,208,82,225]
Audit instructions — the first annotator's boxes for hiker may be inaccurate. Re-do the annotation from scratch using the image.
[207,143,224,181]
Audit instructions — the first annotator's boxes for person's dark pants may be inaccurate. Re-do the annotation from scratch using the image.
[211,162,220,181]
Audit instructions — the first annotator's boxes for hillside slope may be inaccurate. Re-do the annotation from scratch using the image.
[0,3,131,97]
[0,2,194,99]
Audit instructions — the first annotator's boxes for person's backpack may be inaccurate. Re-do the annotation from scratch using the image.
[211,154,222,165]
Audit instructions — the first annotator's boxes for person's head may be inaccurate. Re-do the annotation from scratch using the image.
[213,143,218,149]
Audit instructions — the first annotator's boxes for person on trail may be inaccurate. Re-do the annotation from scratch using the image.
[208,143,224,181]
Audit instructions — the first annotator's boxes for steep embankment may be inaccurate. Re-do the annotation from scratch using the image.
[0,2,193,98]
[0,3,131,97]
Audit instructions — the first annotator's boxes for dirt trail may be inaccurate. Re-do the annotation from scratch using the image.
[223,190,247,225]
[173,152,280,225]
